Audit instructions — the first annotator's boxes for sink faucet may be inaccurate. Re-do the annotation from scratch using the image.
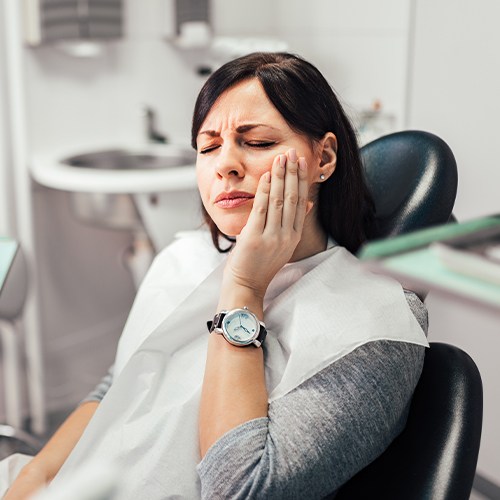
[144,106,168,144]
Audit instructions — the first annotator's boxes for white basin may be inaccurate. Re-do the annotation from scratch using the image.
[30,143,197,194]
[30,144,202,251]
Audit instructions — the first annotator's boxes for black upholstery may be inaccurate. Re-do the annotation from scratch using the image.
[335,343,483,500]
[360,130,458,238]
[333,131,482,500]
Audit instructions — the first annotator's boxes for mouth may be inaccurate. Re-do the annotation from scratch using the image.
[214,190,255,209]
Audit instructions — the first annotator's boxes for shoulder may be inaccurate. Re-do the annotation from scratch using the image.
[280,339,425,412]
[272,339,425,489]
[403,289,428,335]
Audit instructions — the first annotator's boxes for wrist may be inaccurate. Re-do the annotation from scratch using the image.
[217,285,264,320]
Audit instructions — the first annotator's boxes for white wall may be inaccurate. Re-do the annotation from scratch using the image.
[408,0,500,220]
[274,0,411,129]
[409,0,500,485]
[213,0,411,130]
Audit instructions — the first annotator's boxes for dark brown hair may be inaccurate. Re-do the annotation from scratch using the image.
[191,52,375,254]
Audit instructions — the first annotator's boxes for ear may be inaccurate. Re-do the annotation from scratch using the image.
[317,132,337,180]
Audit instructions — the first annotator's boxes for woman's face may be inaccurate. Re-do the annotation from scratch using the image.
[196,78,322,237]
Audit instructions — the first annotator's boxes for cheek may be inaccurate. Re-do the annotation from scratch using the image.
[305,152,321,183]
[196,165,210,200]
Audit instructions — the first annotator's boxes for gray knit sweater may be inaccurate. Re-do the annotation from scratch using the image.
[84,290,427,499]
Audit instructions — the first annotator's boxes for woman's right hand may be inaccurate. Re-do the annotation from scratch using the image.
[220,149,310,301]
[3,463,48,499]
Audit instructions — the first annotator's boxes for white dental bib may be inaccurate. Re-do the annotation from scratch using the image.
[50,230,428,499]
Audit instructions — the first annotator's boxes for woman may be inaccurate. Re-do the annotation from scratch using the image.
[5,53,428,499]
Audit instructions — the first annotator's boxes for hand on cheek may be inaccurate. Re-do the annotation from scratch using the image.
[222,149,311,299]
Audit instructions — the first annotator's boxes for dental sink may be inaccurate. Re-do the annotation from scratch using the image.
[63,148,196,171]
[30,143,197,194]
[30,143,200,237]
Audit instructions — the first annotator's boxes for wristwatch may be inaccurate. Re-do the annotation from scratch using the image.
[207,307,267,347]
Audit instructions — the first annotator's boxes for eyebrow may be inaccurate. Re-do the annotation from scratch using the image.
[198,123,278,137]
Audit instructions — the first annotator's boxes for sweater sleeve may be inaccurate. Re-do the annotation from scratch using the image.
[79,365,114,405]
[196,292,427,499]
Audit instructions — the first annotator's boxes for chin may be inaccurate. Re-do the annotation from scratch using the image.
[216,222,244,237]
[212,213,248,237]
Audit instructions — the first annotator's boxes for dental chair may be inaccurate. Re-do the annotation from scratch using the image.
[333,131,483,500]
[361,130,458,237]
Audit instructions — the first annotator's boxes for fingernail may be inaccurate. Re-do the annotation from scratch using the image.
[279,154,286,168]
[298,157,307,170]
[264,171,271,182]
[289,149,297,163]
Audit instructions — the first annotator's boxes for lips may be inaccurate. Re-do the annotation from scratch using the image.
[214,190,254,209]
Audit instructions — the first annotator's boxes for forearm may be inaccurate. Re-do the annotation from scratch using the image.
[199,287,268,458]
[19,401,98,482]
[198,341,426,499]
[199,150,308,457]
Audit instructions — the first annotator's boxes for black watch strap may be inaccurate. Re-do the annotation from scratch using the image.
[255,324,267,346]
[207,311,226,333]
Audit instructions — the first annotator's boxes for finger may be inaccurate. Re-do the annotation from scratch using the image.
[265,153,286,229]
[244,169,271,234]
[293,157,310,232]
[281,148,300,230]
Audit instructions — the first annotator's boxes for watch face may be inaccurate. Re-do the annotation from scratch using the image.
[222,309,259,346]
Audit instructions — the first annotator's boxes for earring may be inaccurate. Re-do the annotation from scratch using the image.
[320,174,326,180]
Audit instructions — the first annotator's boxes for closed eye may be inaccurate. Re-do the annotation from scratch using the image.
[199,145,220,155]
[247,141,276,148]
[199,141,276,154]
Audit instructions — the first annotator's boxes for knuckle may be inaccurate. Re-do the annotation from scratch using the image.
[297,196,308,208]
[274,168,285,179]
[254,204,268,215]
[286,193,298,205]
[287,166,298,175]
[271,197,284,209]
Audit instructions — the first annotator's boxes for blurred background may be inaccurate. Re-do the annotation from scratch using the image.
[0,0,499,497]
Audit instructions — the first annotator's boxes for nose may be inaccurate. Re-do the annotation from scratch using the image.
[215,143,244,179]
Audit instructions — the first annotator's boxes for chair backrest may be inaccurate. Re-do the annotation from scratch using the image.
[335,342,483,500]
[360,130,458,239]
[336,133,482,498]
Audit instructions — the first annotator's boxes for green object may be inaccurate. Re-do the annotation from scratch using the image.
[358,215,500,310]
[0,237,18,294]
[359,215,500,260]
[383,247,500,308]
